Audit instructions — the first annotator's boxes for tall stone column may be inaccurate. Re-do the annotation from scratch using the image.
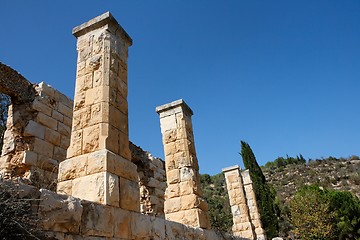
[57,12,140,212]
[242,170,267,240]
[223,165,255,239]
[156,99,210,229]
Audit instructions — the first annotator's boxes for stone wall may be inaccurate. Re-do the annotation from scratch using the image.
[130,142,166,217]
[34,187,224,240]
[0,81,72,190]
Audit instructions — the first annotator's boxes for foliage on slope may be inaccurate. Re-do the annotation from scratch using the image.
[263,156,360,202]
[289,185,360,240]
[200,173,233,234]
[263,155,360,238]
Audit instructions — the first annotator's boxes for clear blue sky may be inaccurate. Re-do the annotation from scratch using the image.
[1,1,360,175]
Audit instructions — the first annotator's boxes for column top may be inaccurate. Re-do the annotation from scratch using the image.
[222,165,241,173]
[72,11,132,45]
[156,99,193,116]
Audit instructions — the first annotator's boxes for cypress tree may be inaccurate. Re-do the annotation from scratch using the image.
[240,140,279,238]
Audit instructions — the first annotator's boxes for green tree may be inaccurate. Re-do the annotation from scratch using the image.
[329,190,360,239]
[200,173,233,234]
[289,185,335,239]
[289,185,360,240]
[240,141,279,238]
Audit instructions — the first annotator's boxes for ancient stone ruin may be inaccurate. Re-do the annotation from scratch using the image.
[0,12,266,240]
[223,166,266,239]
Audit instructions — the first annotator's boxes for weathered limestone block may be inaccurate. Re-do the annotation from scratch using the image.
[157,99,210,229]
[38,189,82,234]
[166,183,180,199]
[166,169,180,184]
[58,155,88,181]
[57,179,73,195]
[165,208,210,229]
[184,226,207,240]
[71,172,119,207]
[32,137,54,158]
[164,221,185,240]
[241,169,252,185]
[80,201,114,237]
[59,149,138,182]
[54,146,67,161]
[45,127,61,146]
[120,177,140,212]
[180,194,208,211]
[131,212,152,240]
[37,112,58,130]
[151,217,166,240]
[24,120,45,139]
[114,207,132,239]
[58,148,140,208]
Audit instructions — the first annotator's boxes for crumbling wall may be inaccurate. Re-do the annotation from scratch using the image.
[0,78,72,190]
[130,142,166,217]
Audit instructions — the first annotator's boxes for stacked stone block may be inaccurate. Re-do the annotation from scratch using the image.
[0,82,72,190]
[57,12,140,211]
[242,170,266,239]
[223,165,266,240]
[30,187,223,240]
[156,99,210,229]
[130,142,166,217]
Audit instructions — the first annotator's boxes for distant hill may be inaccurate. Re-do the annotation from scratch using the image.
[201,156,360,237]
[262,156,360,203]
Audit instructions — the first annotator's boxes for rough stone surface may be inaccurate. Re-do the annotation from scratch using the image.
[157,99,210,229]
[131,142,166,217]
[81,201,115,237]
[223,166,266,240]
[0,81,73,190]
[38,189,82,234]
[56,11,139,210]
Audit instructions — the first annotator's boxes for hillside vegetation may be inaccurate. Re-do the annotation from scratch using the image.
[201,155,360,238]
[263,156,360,202]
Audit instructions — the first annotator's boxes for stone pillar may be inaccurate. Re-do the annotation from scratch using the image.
[57,12,140,212]
[242,170,266,240]
[156,99,210,229]
[223,165,255,239]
